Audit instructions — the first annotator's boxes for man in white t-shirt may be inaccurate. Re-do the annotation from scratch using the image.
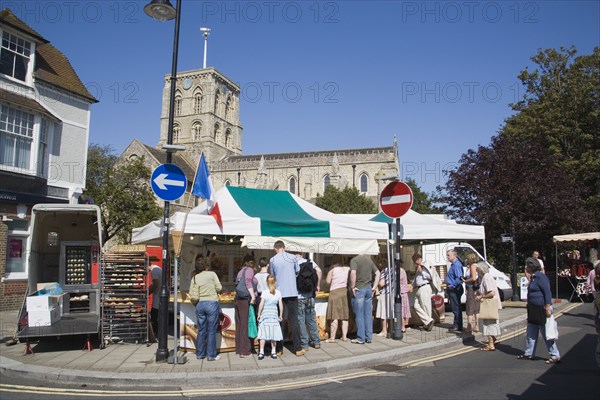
[533,251,545,274]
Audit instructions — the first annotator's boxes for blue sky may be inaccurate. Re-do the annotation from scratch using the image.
[6,0,599,192]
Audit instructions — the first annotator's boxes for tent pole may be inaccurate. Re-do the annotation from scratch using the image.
[386,226,393,338]
[555,243,558,300]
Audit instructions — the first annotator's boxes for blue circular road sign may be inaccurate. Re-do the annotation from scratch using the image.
[151,164,187,202]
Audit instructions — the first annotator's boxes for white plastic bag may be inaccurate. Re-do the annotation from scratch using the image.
[545,315,559,341]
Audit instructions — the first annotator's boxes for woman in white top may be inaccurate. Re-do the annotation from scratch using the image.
[325,255,350,342]
[475,262,502,351]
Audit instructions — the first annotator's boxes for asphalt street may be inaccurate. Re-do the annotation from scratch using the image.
[1,304,598,400]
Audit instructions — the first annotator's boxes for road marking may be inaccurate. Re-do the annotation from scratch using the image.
[404,302,581,367]
[0,303,581,396]
[0,370,385,397]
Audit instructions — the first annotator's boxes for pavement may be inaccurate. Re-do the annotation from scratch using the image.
[0,299,578,389]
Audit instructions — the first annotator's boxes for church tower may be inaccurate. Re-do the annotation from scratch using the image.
[157,67,243,166]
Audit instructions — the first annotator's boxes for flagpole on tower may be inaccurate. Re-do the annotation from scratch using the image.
[200,27,210,68]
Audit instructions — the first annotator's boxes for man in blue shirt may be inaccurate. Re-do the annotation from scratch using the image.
[270,240,304,356]
[446,249,464,332]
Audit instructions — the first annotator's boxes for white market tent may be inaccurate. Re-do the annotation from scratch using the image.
[132,186,486,254]
[132,186,388,254]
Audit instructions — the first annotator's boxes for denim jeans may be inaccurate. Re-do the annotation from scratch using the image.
[447,286,464,330]
[352,287,373,342]
[298,297,320,348]
[524,322,560,359]
[195,300,220,359]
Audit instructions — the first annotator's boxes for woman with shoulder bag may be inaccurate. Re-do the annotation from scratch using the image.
[475,262,502,351]
[462,253,481,333]
[235,254,258,358]
[518,257,560,364]
[189,256,223,361]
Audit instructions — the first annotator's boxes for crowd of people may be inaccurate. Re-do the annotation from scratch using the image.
[184,240,600,365]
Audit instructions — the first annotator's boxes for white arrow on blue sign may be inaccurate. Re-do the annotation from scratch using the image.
[151,164,187,202]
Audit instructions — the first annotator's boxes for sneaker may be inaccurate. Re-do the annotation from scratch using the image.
[351,339,364,344]
[196,355,206,360]
[365,340,372,343]
[207,355,221,361]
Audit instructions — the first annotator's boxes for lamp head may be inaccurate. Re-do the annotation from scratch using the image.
[144,0,176,21]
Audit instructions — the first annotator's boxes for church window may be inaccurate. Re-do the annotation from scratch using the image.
[173,124,180,142]
[214,90,221,115]
[225,96,232,120]
[213,123,220,141]
[192,122,202,140]
[194,89,203,113]
[323,174,330,191]
[359,174,368,193]
[175,94,182,116]
[289,176,296,194]
[224,180,231,187]
[224,129,231,147]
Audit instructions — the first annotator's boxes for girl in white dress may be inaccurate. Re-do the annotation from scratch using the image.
[256,275,284,360]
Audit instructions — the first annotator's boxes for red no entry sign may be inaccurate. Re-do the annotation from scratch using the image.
[380,181,413,218]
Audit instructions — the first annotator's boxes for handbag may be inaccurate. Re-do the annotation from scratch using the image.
[545,315,559,340]
[235,267,250,299]
[479,298,499,320]
[248,305,258,338]
[527,303,547,325]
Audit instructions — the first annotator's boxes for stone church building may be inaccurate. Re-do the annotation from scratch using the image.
[120,66,399,211]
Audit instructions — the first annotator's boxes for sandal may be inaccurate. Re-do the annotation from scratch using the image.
[472,326,480,333]
[325,339,338,343]
[517,354,534,360]
[258,353,264,360]
[270,353,277,359]
[545,358,561,364]
[480,345,495,351]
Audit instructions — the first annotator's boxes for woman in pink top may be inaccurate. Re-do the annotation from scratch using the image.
[325,255,350,342]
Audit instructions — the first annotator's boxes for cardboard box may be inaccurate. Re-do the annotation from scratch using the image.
[27,307,61,327]
[26,292,66,312]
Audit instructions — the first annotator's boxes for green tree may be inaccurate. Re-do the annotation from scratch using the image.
[315,186,377,214]
[435,46,599,268]
[86,144,161,244]
[405,178,438,214]
[507,46,600,225]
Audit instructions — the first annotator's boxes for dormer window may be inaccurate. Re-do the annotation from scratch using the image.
[1,31,32,82]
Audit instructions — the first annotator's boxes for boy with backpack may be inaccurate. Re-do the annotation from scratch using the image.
[296,253,322,351]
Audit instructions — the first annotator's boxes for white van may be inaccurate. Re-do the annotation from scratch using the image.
[422,242,513,302]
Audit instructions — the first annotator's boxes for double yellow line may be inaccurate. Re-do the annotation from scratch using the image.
[406,302,581,367]
[0,302,582,397]
[0,370,385,397]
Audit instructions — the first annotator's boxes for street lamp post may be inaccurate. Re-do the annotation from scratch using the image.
[144,0,182,363]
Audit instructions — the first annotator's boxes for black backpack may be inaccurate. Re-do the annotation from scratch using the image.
[296,260,318,293]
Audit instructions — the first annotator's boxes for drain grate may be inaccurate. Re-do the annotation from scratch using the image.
[371,364,405,373]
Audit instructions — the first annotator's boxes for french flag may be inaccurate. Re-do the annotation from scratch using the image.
[192,153,223,229]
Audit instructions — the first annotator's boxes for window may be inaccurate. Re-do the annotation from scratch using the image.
[192,121,202,141]
[173,124,180,142]
[224,129,231,147]
[323,174,330,191]
[194,89,203,113]
[360,173,368,193]
[213,123,220,141]
[0,104,35,170]
[289,176,296,194]
[225,96,232,120]
[5,219,29,275]
[37,118,48,176]
[174,95,182,116]
[214,90,221,115]
[1,31,31,82]
[224,180,231,186]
